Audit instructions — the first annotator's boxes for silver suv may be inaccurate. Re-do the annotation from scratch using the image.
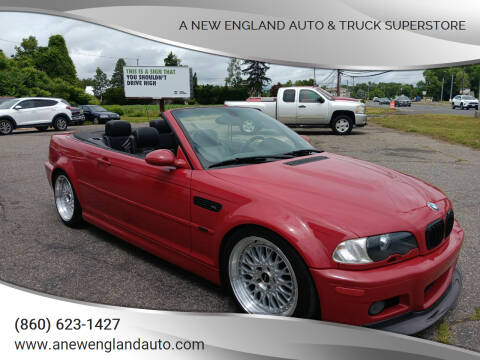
[0,97,72,135]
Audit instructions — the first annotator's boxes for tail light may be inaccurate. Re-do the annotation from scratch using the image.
[66,106,71,110]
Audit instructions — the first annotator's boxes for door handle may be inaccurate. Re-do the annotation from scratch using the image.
[298,105,306,108]
[96,157,111,167]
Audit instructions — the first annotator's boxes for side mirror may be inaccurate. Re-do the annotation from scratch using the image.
[300,135,312,144]
[145,149,187,168]
[14,105,22,110]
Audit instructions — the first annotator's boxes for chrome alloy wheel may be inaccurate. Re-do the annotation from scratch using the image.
[335,118,350,133]
[56,117,67,130]
[229,237,298,316]
[54,175,75,221]
[0,120,12,135]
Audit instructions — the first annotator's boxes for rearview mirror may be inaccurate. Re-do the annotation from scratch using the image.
[145,149,187,168]
[13,105,22,110]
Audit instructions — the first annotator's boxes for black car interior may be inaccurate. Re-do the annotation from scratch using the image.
[74,119,178,158]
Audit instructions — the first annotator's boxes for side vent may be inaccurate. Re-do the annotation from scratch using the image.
[285,156,328,166]
[194,196,222,212]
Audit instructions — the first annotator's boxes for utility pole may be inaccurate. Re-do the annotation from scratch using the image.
[462,67,465,94]
[449,73,454,101]
[440,77,444,102]
[336,70,341,96]
[313,68,316,86]
[136,58,139,66]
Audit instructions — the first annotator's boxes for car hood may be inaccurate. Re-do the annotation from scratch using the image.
[209,153,447,237]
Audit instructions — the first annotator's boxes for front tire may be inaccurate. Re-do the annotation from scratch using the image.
[54,173,83,227]
[0,119,13,135]
[331,115,353,135]
[452,103,455,109]
[222,228,319,319]
[460,103,464,110]
[53,116,68,131]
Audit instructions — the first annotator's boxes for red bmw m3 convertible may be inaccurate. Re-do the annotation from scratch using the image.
[45,107,463,334]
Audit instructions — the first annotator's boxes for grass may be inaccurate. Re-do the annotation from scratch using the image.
[471,307,480,321]
[366,106,397,115]
[371,114,480,149]
[436,321,452,344]
[102,104,221,119]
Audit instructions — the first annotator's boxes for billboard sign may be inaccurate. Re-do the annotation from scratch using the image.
[123,66,191,98]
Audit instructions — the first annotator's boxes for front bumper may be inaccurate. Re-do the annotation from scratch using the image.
[310,221,463,333]
[464,103,478,108]
[355,114,367,126]
[367,267,461,334]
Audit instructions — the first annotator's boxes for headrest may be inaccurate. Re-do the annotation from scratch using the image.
[105,120,131,137]
[133,127,160,148]
[150,119,171,134]
[193,129,220,146]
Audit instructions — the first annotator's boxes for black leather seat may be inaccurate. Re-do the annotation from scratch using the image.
[150,119,177,151]
[103,120,131,150]
[125,127,160,155]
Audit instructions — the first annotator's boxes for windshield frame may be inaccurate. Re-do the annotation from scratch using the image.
[170,107,316,170]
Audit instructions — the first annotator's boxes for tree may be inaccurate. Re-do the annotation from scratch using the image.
[225,58,243,87]
[34,35,77,83]
[111,58,126,88]
[164,51,181,66]
[93,67,109,102]
[269,82,283,97]
[14,36,38,64]
[242,60,271,96]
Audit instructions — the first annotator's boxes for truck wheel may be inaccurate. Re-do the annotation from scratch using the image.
[36,126,48,131]
[54,173,83,227]
[0,119,13,135]
[53,116,68,131]
[241,119,257,134]
[331,115,353,135]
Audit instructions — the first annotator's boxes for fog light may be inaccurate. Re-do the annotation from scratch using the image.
[369,301,386,316]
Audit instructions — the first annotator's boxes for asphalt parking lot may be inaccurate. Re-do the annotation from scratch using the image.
[0,123,479,350]
[368,101,479,116]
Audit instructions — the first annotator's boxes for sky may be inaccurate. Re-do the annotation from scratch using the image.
[0,12,424,87]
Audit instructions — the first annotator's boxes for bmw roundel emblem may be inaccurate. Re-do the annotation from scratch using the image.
[427,202,440,211]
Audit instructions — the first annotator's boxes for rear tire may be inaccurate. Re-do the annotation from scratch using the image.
[222,227,320,319]
[53,116,68,131]
[331,115,353,135]
[53,172,83,227]
[0,119,13,135]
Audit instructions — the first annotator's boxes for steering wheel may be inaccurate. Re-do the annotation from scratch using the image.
[240,135,265,153]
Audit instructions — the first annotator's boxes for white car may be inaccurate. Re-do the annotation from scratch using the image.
[0,97,72,135]
[452,95,479,110]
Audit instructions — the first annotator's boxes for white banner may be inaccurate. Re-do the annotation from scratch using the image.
[123,66,191,99]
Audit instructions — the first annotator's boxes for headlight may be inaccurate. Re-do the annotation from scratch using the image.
[355,105,366,114]
[332,232,418,265]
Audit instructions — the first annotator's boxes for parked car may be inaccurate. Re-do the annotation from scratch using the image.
[0,97,72,135]
[45,106,463,334]
[378,97,391,105]
[78,105,120,124]
[451,95,479,110]
[394,95,411,107]
[225,86,367,135]
[70,106,85,125]
[372,97,379,103]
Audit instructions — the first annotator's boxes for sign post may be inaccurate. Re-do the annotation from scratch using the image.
[123,66,191,114]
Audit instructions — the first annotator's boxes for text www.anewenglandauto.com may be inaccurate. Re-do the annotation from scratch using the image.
[14,338,206,353]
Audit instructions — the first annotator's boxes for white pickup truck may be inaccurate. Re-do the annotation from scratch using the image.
[225,86,367,135]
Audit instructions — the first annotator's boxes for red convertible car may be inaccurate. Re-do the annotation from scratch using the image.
[45,107,463,334]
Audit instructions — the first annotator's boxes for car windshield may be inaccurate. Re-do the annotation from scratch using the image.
[89,105,107,112]
[463,96,475,100]
[0,99,19,109]
[397,96,409,100]
[171,107,316,168]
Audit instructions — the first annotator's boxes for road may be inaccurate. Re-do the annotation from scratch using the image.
[367,101,479,116]
[0,123,479,351]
